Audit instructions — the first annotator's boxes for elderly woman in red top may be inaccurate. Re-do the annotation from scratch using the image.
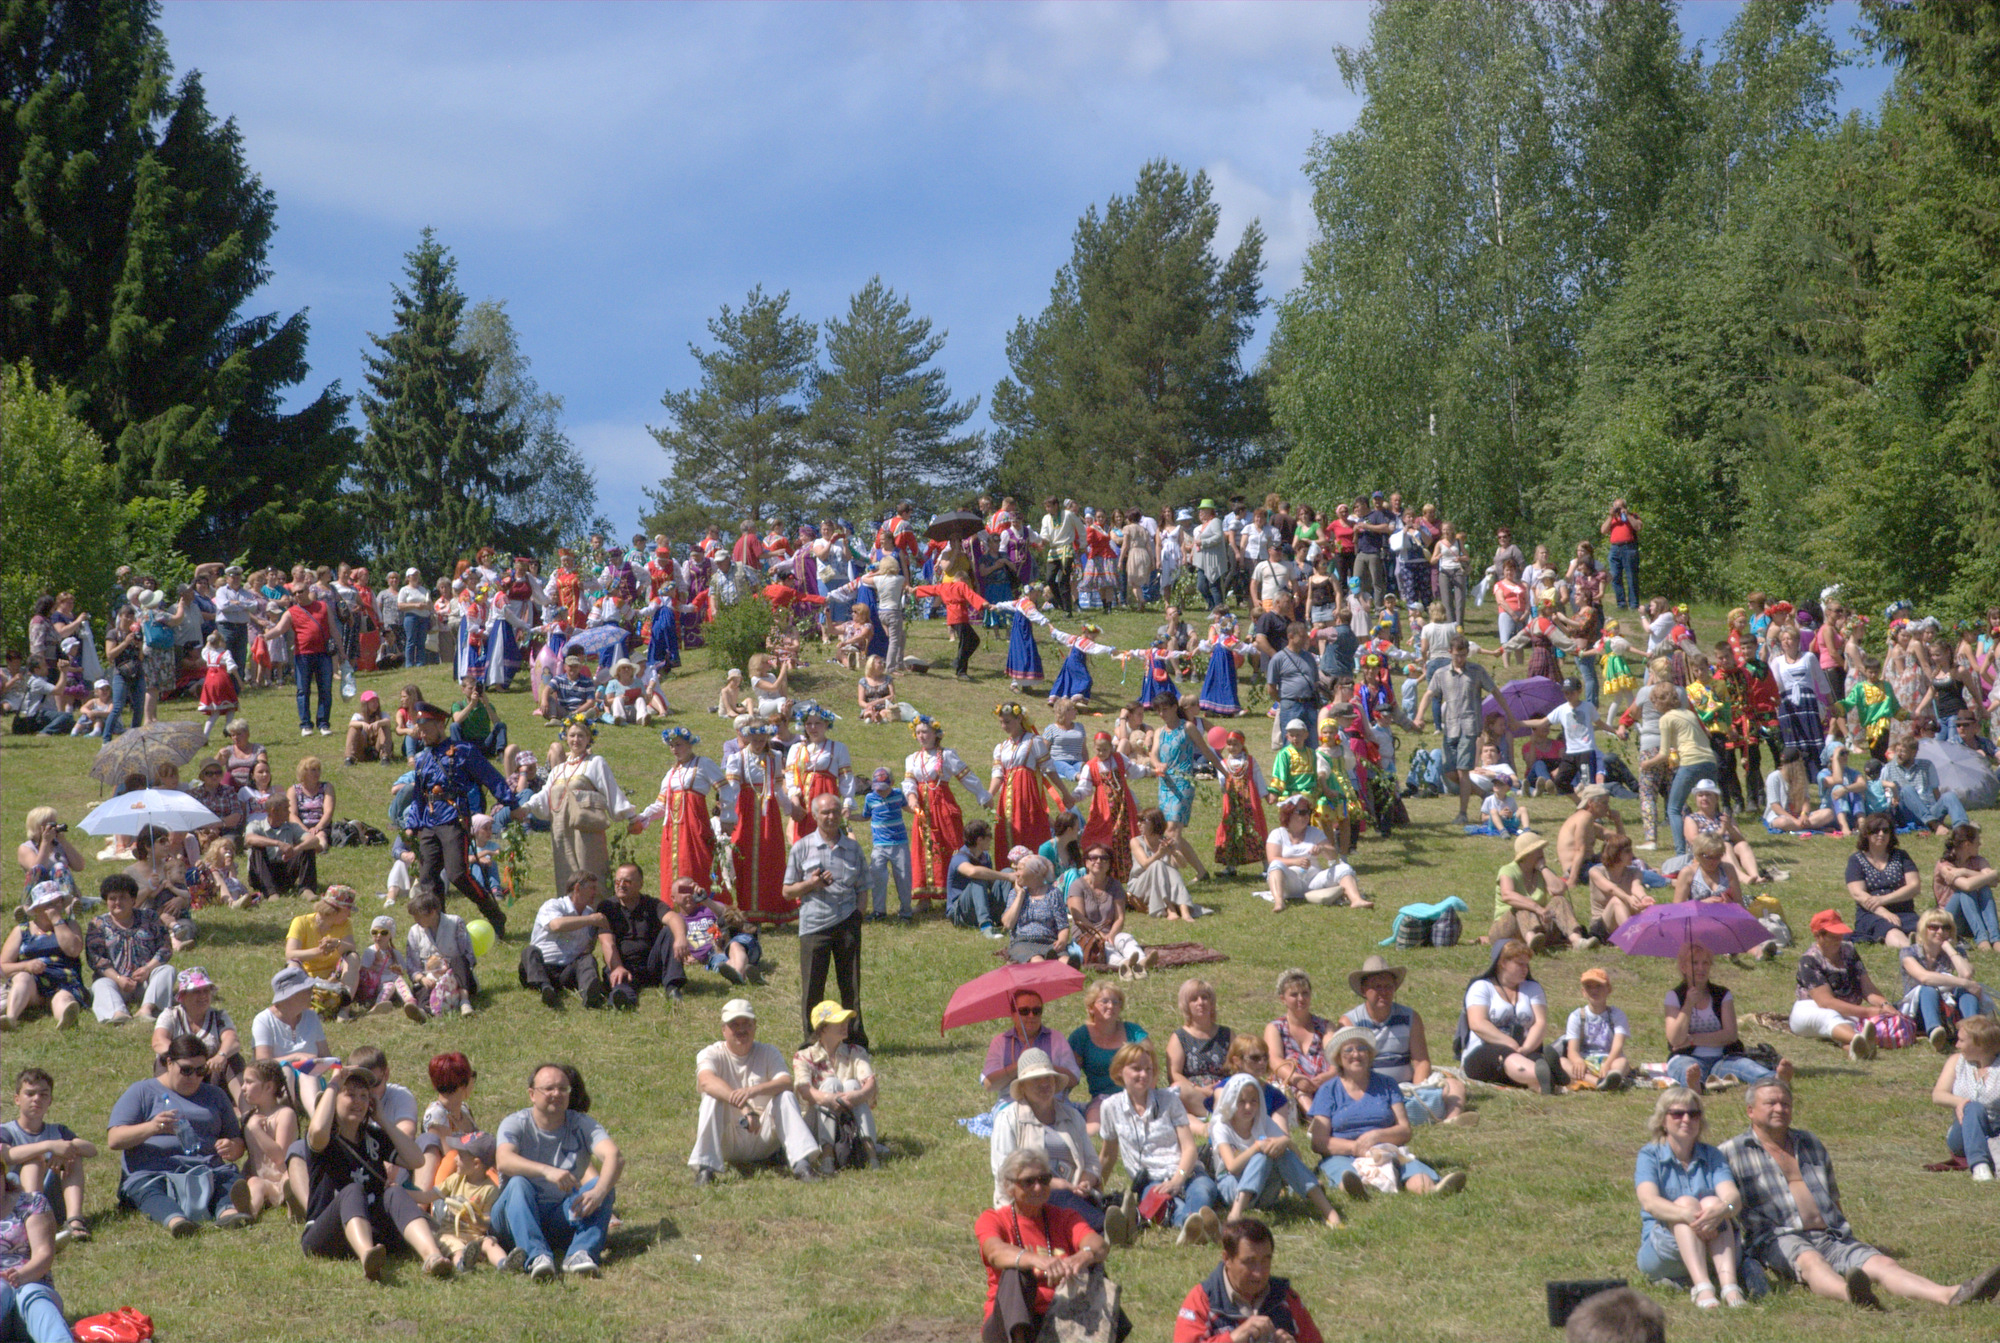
[977,1148,1118,1343]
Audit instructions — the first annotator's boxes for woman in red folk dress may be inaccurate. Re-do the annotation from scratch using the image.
[1071,732,1139,883]
[1214,730,1269,876]
[990,702,1055,858]
[902,715,992,909]
[783,703,854,844]
[631,727,727,892]
[724,721,800,925]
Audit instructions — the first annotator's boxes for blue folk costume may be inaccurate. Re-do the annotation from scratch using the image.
[646,598,682,673]
[854,583,890,661]
[1002,598,1045,683]
[1048,624,1101,703]
[1198,624,1244,717]
[409,713,520,931]
[1137,645,1179,708]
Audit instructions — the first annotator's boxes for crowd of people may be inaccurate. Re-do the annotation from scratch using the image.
[11,486,2000,1341]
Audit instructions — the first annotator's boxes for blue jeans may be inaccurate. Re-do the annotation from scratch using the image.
[105,669,143,737]
[1949,1101,1997,1171]
[1947,888,2000,943]
[948,879,1002,931]
[1131,1171,1222,1228]
[403,613,431,666]
[1317,1151,1439,1189]
[1897,793,1969,831]
[1216,1150,1321,1209]
[1609,543,1639,609]
[491,1175,613,1265]
[1666,761,1721,857]
[1577,653,1601,707]
[1196,570,1223,612]
[1912,986,1983,1034]
[1665,1053,1774,1089]
[0,1280,67,1343]
[294,651,333,731]
[450,722,510,758]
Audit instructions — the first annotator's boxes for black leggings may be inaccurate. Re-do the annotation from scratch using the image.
[952,623,980,676]
[1462,1041,1562,1086]
[301,1181,427,1259]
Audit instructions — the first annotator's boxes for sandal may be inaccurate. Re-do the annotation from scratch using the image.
[1720,1284,1749,1308]
[1691,1284,1720,1309]
[60,1217,90,1243]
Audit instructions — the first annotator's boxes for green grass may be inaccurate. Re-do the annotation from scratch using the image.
[4,598,1996,1341]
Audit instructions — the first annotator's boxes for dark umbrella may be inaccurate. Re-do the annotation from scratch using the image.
[925,510,986,544]
[89,720,212,789]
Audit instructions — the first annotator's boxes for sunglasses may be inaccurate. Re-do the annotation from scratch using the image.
[1240,1052,1269,1063]
[1665,1109,1702,1120]
[1085,853,1112,863]
[1014,1174,1052,1188]
[173,1062,205,1077]
[1015,1006,1043,1018]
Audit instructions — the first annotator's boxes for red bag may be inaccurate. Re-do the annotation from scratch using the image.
[251,632,271,671]
[73,1308,154,1342]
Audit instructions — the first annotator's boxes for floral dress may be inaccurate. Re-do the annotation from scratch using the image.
[1214,754,1267,867]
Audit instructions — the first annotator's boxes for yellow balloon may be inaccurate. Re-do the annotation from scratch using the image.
[466,919,497,958]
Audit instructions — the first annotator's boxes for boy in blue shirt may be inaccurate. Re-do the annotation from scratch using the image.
[858,767,912,923]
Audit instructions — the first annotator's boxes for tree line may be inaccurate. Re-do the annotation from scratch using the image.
[13,0,1999,617]
[1270,0,2000,612]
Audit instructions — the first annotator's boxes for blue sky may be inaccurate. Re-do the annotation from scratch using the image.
[157,1,1892,530]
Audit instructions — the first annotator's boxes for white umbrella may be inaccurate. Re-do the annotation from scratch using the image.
[77,789,222,837]
[1918,739,1999,812]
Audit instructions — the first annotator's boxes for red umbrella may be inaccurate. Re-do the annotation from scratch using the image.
[940,961,1085,1034]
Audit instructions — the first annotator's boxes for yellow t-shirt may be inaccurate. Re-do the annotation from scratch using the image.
[286,911,348,979]
[1658,708,1716,768]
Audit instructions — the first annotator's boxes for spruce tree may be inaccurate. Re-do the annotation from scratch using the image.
[354,231,529,578]
[0,0,354,558]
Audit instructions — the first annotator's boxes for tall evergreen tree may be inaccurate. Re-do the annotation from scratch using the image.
[806,277,982,520]
[645,287,817,532]
[990,160,1268,506]
[353,231,529,578]
[0,0,354,558]
[457,300,608,551]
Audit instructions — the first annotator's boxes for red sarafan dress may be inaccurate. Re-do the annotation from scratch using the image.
[991,732,1054,857]
[1214,750,1268,867]
[725,746,798,925]
[903,746,991,901]
[197,646,238,714]
[1075,754,1139,882]
[640,757,725,891]
[785,738,853,844]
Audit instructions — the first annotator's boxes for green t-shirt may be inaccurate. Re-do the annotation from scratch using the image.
[1493,860,1553,923]
[452,698,492,741]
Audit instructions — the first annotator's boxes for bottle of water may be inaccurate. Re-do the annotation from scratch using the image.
[176,1116,200,1156]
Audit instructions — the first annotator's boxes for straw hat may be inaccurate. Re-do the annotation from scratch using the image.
[1010,1048,1063,1101]
[1511,831,1547,862]
[1347,954,1407,998]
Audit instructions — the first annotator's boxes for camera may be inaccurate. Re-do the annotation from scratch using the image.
[49,823,66,834]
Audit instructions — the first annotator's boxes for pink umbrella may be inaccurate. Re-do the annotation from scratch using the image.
[940,961,1085,1035]
[1609,900,1769,957]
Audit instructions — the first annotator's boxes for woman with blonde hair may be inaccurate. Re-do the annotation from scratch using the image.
[1633,1086,1751,1307]
[1931,1015,2000,1181]
[1900,909,1990,1052]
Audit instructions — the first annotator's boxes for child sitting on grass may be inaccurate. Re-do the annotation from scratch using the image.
[358,917,428,1022]
[1466,771,1528,838]
[1,1068,97,1244]
[237,1060,300,1221]
[431,1131,510,1274]
[855,656,896,723]
[1560,968,1634,1091]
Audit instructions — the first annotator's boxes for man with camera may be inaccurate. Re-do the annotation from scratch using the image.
[451,675,509,758]
[1600,498,1642,611]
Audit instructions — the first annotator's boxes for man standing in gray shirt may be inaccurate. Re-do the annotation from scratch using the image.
[783,793,869,1050]
[1265,621,1323,752]
[1415,635,1518,824]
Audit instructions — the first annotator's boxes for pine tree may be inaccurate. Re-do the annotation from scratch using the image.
[646,287,817,532]
[806,277,982,520]
[990,160,1268,507]
[0,0,354,558]
[353,231,530,578]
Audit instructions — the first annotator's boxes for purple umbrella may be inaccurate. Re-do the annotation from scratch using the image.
[1481,676,1566,738]
[1610,900,1770,958]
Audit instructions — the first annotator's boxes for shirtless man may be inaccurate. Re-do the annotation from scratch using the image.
[1555,785,1625,887]
[1722,1079,2000,1308]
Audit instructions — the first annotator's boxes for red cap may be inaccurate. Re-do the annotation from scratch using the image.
[1809,909,1854,937]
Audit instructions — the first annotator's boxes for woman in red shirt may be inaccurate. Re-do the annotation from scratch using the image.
[1493,559,1529,673]
[976,1149,1114,1343]
[1329,505,1358,590]
[911,574,989,680]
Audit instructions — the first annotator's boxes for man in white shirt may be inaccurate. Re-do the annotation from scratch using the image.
[688,998,821,1185]
[520,872,608,1010]
[1249,544,1300,613]
[396,570,433,667]
[1039,497,1084,615]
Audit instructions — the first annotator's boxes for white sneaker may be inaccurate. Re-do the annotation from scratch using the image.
[561,1250,600,1277]
[1975,1164,1994,1182]
[1636,842,1658,852]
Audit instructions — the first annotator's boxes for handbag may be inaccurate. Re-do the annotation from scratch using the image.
[561,777,612,835]
[73,1309,155,1343]
[1040,1264,1121,1343]
[1430,908,1462,947]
